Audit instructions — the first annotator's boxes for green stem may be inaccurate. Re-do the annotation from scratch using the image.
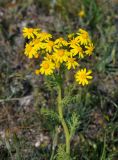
[57,85,70,155]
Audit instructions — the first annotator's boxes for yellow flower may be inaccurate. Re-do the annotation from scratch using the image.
[69,37,79,48]
[70,45,84,58]
[76,29,90,45]
[78,10,85,18]
[53,49,68,63]
[31,38,44,51]
[36,32,52,41]
[23,27,40,39]
[54,37,68,47]
[66,57,79,70]
[75,68,92,86]
[40,60,55,75]
[43,40,54,53]
[24,43,38,58]
[85,43,94,56]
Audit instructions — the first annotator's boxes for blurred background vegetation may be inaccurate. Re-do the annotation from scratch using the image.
[0,0,118,159]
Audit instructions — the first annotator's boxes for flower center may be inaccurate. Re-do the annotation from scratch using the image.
[83,33,88,39]
[80,73,86,79]
[48,41,54,47]
[29,28,34,33]
[43,62,49,69]
[58,50,64,56]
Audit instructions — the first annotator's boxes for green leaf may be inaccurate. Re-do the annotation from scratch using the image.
[68,113,80,139]
[56,144,70,160]
[41,108,59,122]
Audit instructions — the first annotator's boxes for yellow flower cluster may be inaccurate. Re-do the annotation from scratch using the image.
[23,27,94,86]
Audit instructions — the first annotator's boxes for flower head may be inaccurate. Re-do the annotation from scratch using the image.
[24,43,39,58]
[69,37,79,48]
[23,27,40,39]
[53,49,68,63]
[70,45,84,58]
[54,37,68,47]
[85,43,94,56]
[66,57,79,70]
[40,60,55,75]
[37,32,52,41]
[30,38,44,51]
[43,40,54,53]
[76,29,91,45]
[75,68,92,86]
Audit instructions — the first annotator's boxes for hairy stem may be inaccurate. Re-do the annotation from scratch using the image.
[57,85,70,155]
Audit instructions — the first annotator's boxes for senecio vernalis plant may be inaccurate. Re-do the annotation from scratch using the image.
[22,27,94,158]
